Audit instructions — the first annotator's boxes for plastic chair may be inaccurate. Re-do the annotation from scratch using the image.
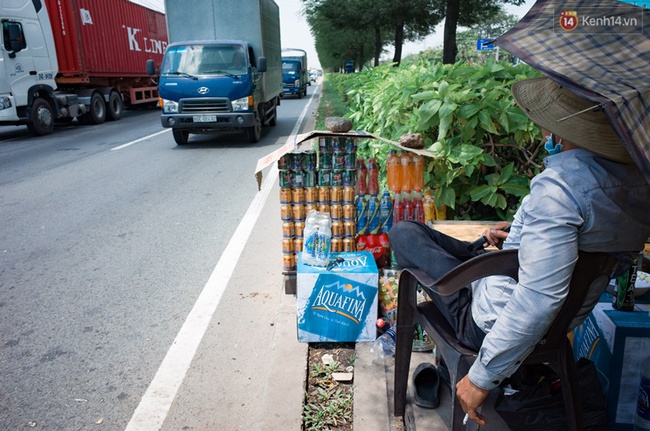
[393,249,617,431]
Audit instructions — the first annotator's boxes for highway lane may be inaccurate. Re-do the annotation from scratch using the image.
[0,87,318,430]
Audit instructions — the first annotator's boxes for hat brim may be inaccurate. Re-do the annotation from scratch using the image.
[511,78,632,164]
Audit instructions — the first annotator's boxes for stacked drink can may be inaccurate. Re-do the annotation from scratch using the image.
[278,136,358,272]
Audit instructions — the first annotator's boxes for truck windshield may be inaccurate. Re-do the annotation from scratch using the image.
[282,62,299,73]
[161,45,248,77]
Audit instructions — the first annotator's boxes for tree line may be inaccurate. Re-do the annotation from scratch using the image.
[301,0,525,70]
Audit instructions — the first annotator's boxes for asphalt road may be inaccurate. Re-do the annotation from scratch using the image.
[0,85,319,430]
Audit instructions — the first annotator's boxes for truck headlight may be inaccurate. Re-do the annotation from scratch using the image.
[231,96,250,111]
[294,79,300,86]
[162,99,178,114]
[0,96,12,110]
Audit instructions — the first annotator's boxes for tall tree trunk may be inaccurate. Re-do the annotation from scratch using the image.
[374,26,381,67]
[392,16,404,66]
[359,44,365,71]
[443,0,460,64]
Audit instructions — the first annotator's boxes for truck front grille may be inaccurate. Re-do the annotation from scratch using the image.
[180,98,230,113]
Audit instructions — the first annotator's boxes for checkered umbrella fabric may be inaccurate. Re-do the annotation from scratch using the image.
[494,0,650,183]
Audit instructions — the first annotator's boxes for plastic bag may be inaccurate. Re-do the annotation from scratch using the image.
[495,358,607,431]
[302,210,332,267]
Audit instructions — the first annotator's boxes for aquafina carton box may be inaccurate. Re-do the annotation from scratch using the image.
[297,251,379,342]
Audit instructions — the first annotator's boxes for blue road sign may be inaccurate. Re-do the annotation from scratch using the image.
[477,39,494,51]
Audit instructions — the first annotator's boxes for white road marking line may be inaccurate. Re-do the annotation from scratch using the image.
[111,129,171,151]
[125,98,315,430]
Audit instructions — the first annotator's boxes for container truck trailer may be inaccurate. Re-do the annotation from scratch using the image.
[151,0,282,145]
[0,0,167,135]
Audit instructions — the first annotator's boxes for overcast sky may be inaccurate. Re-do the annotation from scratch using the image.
[275,0,537,69]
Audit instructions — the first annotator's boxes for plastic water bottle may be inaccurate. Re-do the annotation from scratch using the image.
[370,325,397,366]
[635,355,650,431]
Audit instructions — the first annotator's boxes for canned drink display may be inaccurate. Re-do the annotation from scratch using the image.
[304,150,317,171]
[304,170,317,188]
[331,137,342,151]
[290,151,304,171]
[280,204,293,221]
[332,152,345,170]
[330,204,343,220]
[331,170,344,187]
[331,186,343,203]
[304,203,317,215]
[344,137,357,153]
[318,186,330,203]
[295,221,305,237]
[342,169,356,186]
[280,187,292,204]
[318,170,332,187]
[282,221,295,238]
[343,152,356,170]
[343,186,355,203]
[292,170,305,188]
[318,203,331,214]
[305,187,318,204]
[343,237,355,252]
[319,152,332,170]
[344,220,356,237]
[331,220,344,238]
[293,204,306,220]
[319,137,332,154]
[278,153,291,170]
[292,187,306,204]
[331,238,343,253]
[282,253,295,271]
[279,170,293,188]
[343,203,356,220]
[294,237,304,253]
[282,238,293,253]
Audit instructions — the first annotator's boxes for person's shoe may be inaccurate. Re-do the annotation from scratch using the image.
[412,362,440,409]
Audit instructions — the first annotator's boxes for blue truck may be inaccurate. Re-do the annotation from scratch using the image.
[281,49,308,99]
[149,0,283,145]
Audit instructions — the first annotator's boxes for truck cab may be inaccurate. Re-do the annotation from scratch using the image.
[0,2,61,134]
[281,58,306,98]
[155,40,278,145]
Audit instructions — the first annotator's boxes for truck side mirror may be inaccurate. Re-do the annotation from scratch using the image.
[257,56,267,73]
[3,22,26,58]
[146,59,156,76]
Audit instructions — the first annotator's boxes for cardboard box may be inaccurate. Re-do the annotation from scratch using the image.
[297,251,379,342]
[573,294,650,430]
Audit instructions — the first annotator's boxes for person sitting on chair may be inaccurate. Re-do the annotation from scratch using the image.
[388,77,650,426]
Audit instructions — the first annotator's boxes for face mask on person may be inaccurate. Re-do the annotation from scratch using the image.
[544,133,564,155]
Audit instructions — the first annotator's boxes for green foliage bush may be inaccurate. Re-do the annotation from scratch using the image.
[339,59,544,220]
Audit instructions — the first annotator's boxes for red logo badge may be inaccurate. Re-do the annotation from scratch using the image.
[559,10,579,31]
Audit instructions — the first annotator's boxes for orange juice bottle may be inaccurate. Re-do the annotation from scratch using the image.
[412,154,424,192]
[399,152,413,193]
[386,150,400,193]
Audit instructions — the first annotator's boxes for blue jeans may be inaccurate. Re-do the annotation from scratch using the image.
[388,220,487,351]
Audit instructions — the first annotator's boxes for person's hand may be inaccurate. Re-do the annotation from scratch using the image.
[456,375,490,426]
[482,221,510,250]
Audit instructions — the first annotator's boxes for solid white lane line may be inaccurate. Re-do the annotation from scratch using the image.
[111,129,171,151]
[125,97,315,430]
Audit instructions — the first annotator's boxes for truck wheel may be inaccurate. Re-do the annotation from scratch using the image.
[82,92,106,125]
[297,88,303,99]
[247,110,262,143]
[173,129,190,145]
[106,90,124,121]
[26,97,55,136]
